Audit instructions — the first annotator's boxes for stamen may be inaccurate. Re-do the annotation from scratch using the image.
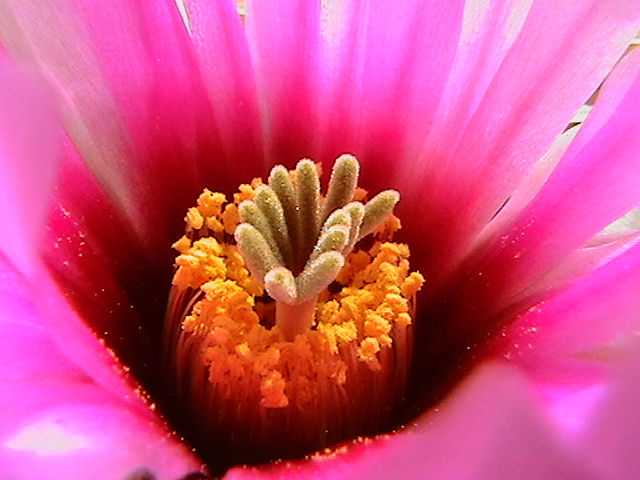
[164,155,424,467]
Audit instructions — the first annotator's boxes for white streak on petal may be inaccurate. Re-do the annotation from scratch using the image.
[6,419,89,455]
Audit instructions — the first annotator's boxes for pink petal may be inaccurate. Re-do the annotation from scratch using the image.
[314,0,464,178]
[0,0,248,247]
[400,0,640,283]
[474,124,580,247]
[434,46,640,340]
[246,0,464,175]
[579,339,640,479]
[44,141,166,371]
[0,257,202,480]
[245,0,323,164]
[183,0,266,175]
[518,229,640,301]
[491,240,640,388]
[225,363,597,480]
[0,58,60,276]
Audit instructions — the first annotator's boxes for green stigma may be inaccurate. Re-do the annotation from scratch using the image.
[234,154,399,340]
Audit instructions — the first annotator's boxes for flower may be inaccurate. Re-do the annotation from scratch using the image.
[1,0,640,479]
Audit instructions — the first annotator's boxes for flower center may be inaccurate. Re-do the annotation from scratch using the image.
[164,155,424,469]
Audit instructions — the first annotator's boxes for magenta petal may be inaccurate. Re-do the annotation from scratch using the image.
[475,124,579,248]
[493,240,640,388]
[43,142,166,369]
[246,0,464,174]
[225,363,597,480]
[0,0,231,245]
[0,255,202,479]
[402,0,640,283]
[183,0,265,175]
[423,0,532,151]
[441,47,640,334]
[312,0,463,173]
[245,0,322,163]
[372,365,596,480]
[497,47,640,291]
[518,229,640,301]
[3,2,639,479]
[579,340,640,479]
[0,58,60,276]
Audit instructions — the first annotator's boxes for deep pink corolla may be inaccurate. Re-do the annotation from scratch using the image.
[1,0,640,479]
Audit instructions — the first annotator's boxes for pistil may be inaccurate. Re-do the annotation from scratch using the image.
[234,155,399,340]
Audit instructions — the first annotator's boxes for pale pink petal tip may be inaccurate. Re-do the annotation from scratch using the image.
[580,339,640,479]
[0,257,203,480]
[0,59,60,276]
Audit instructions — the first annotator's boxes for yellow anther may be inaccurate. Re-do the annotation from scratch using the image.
[319,300,340,323]
[254,347,280,373]
[235,342,251,358]
[206,216,224,233]
[222,203,240,235]
[353,187,368,202]
[172,236,263,294]
[171,235,191,254]
[374,214,402,239]
[396,312,412,328]
[358,337,380,361]
[336,250,370,284]
[197,189,227,218]
[210,327,230,345]
[364,313,391,337]
[375,305,396,322]
[334,321,357,343]
[234,183,260,204]
[186,207,204,230]
[196,237,223,256]
[383,293,409,314]
[401,271,425,298]
[173,254,206,289]
[260,371,289,408]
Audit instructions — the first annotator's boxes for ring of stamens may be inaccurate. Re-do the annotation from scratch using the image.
[164,155,424,466]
